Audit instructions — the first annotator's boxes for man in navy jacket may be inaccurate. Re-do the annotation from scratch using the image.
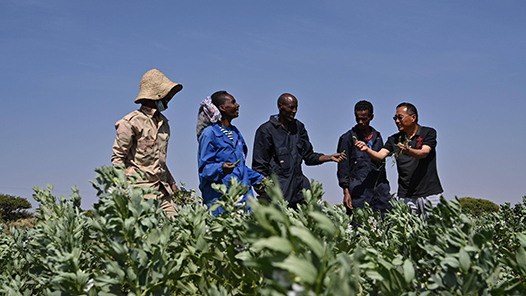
[337,100,391,216]
[252,93,345,209]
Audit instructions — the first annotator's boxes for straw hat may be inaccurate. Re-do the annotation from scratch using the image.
[134,69,183,104]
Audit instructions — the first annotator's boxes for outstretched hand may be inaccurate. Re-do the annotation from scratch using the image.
[331,152,347,163]
[354,140,368,152]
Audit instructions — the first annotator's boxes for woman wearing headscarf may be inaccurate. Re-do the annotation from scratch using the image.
[197,91,264,215]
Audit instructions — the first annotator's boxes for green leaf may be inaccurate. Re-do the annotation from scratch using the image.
[289,226,324,258]
[403,259,415,284]
[517,232,526,247]
[252,237,293,254]
[309,212,336,234]
[365,270,384,281]
[442,256,459,269]
[516,247,526,270]
[462,273,478,295]
[458,249,471,272]
[273,255,318,284]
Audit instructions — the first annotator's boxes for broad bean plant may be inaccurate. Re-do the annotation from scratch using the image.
[1,165,525,295]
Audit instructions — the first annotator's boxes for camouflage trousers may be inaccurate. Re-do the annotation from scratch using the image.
[144,184,178,218]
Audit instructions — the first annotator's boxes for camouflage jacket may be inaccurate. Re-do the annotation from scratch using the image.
[111,105,175,195]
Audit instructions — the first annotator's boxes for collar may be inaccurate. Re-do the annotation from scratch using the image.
[352,125,378,138]
[410,125,422,139]
[139,105,167,122]
[210,123,238,137]
[139,105,158,118]
[270,115,281,127]
[270,114,296,129]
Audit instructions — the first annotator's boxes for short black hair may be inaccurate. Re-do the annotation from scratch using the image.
[211,91,229,108]
[396,102,418,123]
[354,100,373,116]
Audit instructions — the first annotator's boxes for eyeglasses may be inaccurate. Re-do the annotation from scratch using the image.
[393,114,414,121]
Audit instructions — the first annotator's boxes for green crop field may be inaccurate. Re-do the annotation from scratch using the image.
[1,165,525,295]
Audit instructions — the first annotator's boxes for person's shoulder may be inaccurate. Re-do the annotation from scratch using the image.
[419,126,437,136]
[420,125,436,132]
[201,124,220,137]
[294,118,305,126]
[339,129,354,140]
[116,110,141,124]
[292,119,308,132]
[256,117,275,131]
[387,131,403,141]
[159,112,169,122]
[230,124,242,134]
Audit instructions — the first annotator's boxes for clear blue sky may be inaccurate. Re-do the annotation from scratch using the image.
[1,0,525,210]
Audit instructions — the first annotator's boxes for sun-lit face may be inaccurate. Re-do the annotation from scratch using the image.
[393,106,416,132]
[220,94,240,119]
[278,96,298,123]
[355,109,373,131]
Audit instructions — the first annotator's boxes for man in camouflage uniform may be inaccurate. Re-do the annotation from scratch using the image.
[112,69,182,217]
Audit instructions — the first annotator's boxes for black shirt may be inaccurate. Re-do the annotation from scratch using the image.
[383,125,443,198]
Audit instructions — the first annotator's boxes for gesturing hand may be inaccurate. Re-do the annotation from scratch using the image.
[354,140,368,152]
[222,162,235,174]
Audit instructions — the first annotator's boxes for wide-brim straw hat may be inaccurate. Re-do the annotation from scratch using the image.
[134,69,183,104]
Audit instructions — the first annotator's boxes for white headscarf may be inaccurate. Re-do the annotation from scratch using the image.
[196,97,222,140]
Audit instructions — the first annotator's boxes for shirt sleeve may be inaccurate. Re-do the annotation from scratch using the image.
[337,134,350,189]
[421,127,437,149]
[247,167,264,186]
[111,118,134,166]
[382,134,396,153]
[252,126,272,177]
[198,131,224,182]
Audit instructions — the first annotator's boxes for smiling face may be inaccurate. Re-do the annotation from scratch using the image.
[278,94,298,123]
[219,94,239,119]
[393,106,416,132]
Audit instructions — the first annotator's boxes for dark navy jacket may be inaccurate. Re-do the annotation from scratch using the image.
[252,116,322,204]
[337,126,391,211]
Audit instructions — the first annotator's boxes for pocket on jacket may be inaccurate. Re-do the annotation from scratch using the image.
[136,137,156,165]
[137,137,155,151]
[277,147,291,169]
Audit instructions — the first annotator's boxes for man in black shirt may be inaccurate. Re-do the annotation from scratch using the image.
[355,102,443,217]
[252,93,345,208]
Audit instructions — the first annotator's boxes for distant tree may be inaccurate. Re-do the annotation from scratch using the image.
[0,193,33,222]
[459,197,499,216]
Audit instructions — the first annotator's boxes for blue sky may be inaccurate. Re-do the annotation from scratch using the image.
[1,0,525,210]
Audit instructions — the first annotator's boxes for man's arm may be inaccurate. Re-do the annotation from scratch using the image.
[252,126,272,177]
[337,135,352,208]
[111,119,134,165]
[165,167,178,193]
[355,140,390,161]
[318,153,346,163]
[399,144,431,159]
[343,188,353,209]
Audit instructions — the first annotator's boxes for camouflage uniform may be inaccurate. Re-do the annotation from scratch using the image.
[111,69,182,217]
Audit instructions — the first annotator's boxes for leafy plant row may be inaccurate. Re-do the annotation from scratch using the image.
[1,165,525,295]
